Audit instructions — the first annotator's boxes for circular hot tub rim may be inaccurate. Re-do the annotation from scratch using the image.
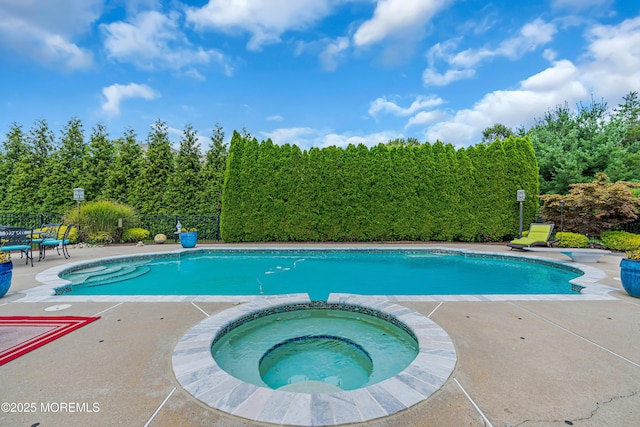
[172,295,458,426]
[210,300,419,348]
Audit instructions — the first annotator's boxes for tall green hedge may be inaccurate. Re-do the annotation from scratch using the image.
[220,133,539,242]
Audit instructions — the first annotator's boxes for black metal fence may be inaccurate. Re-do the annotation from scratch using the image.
[0,212,221,241]
[136,214,221,241]
[626,219,640,234]
[0,212,64,229]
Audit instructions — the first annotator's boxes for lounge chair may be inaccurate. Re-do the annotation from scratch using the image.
[507,223,555,249]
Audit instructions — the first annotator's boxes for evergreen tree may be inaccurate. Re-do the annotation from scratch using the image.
[164,123,202,214]
[104,128,144,206]
[413,143,435,240]
[83,123,115,201]
[40,117,86,212]
[135,120,175,214]
[220,131,245,241]
[6,120,54,212]
[430,141,458,241]
[0,123,28,207]
[455,147,477,240]
[198,123,227,215]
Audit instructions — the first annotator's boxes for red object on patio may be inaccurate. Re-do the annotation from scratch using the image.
[0,316,100,366]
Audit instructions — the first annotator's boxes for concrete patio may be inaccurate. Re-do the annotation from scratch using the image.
[1,242,639,427]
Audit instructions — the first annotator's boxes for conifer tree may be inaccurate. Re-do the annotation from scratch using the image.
[0,123,28,207]
[83,123,115,201]
[220,131,245,241]
[135,119,175,214]
[6,120,54,212]
[104,128,144,206]
[455,147,477,240]
[164,123,202,214]
[40,117,86,212]
[199,123,227,215]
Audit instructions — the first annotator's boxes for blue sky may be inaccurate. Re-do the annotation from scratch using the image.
[1,0,639,151]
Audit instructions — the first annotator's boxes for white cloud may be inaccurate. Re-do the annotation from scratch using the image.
[266,115,284,121]
[261,127,402,150]
[422,68,475,86]
[405,110,445,128]
[423,60,589,146]
[0,0,99,70]
[580,16,640,99]
[319,37,350,71]
[450,18,557,68]
[353,0,450,47]
[423,18,556,87]
[101,83,159,116]
[101,10,232,76]
[369,95,444,117]
[186,0,336,51]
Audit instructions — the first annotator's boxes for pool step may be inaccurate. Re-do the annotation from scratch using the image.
[85,266,151,287]
[65,263,150,286]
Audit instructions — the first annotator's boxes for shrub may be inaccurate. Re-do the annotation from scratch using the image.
[122,228,150,242]
[88,231,113,245]
[600,231,640,251]
[60,225,79,244]
[64,200,137,242]
[554,232,589,248]
[540,174,640,236]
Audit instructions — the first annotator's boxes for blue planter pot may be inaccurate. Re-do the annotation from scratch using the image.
[0,261,13,298]
[620,258,640,298]
[180,232,198,248]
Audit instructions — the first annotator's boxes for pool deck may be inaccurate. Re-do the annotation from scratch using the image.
[1,242,639,426]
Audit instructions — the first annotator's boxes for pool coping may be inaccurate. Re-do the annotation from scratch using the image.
[16,246,617,303]
[172,294,458,426]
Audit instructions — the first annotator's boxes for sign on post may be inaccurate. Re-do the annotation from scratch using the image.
[517,189,525,237]
[73,188,85,201]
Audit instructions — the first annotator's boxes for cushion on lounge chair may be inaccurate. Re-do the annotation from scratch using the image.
[508,223,554,248]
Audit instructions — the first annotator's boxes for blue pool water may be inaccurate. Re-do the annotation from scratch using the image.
[60,249,582,300]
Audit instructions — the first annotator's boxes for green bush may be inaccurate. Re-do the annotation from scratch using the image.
[554,232,589,248]
[600,231,640,251]
[122,227,150,242]
[64,200,137,241]
[88,231,113,245]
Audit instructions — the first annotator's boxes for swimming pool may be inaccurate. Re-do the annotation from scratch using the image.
[57,249,583,300]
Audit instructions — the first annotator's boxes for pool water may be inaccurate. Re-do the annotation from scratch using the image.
[60,249,582,300]
[210,307,419,392]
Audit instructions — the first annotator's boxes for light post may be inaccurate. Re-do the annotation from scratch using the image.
[73,188,85,241]
[517,190,525,237]
[560,200,565,232]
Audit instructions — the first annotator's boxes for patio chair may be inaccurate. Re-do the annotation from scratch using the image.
[507,223,555,249]
[0,227,34,266]
[40,224,74,260]
[34,223,60,260]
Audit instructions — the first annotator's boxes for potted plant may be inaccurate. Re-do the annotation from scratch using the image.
[620,250,640,298]
[0,252,12,298]
[179,228,198,248]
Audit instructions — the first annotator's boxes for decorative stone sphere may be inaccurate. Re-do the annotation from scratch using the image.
[154,233,167,244]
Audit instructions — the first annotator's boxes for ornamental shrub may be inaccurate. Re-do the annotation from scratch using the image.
[122,227,150,242]
[600,231,640,251]
[64,199,137,242]
[88,231,113,244]
[554,232,589,248]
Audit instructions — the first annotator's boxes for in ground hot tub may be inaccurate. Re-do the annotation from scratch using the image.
[172,296,457,426]
[210,303,419,393]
